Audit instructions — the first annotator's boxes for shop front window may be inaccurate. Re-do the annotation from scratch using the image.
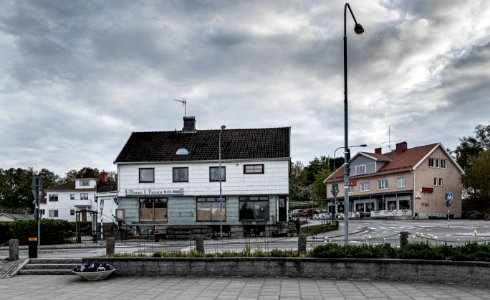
[139,198,167,222]
[239,196,269,221]
[196,197,226,222]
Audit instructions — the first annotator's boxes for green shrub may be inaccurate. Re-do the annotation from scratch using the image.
[8,219,73,245]
[0,222,11,244]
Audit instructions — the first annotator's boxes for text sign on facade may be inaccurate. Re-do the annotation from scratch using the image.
[349,180,357,187]
[126,188,184,196]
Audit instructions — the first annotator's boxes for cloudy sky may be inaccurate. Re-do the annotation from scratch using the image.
[1,0,489,177]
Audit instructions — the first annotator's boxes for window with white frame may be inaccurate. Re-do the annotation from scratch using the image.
[377,179,388,190]
[397,177,406,188]
[80,193,88,200]
[440,159,447,168]
[173,167,188,182]
[139,168,155,183]
[360,182,370,192]
[434,177,443,187]
[49,194,58,202]
[355,165,366,175]
[70,194,75,200]
[428,158,434,167]
[80,179,90,186]
[70,209,75,216]
[49,210,58,218]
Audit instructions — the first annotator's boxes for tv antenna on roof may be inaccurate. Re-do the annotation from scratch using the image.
[381,126,401,151]
[173,98,187,117]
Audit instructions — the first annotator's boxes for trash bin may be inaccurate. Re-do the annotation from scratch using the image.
[28,237,38,258]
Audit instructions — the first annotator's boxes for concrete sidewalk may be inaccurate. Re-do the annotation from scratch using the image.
[1,275,489,300]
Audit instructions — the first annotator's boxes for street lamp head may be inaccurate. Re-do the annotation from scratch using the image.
[221,125,226,130]
[354,23,364,34]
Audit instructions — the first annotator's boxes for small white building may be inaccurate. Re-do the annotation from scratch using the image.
[41,178,97,222]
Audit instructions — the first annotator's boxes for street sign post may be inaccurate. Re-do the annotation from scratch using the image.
[331,183,339,220]
[31,176,42,250]
[445,192,453,228]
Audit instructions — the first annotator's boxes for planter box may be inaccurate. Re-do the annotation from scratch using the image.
[82,257,490,287]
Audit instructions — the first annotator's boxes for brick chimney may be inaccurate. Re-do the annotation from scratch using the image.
[100,171,108,183]
[375,147,382,154]
[396,142,408,152]
[182,116,196,133]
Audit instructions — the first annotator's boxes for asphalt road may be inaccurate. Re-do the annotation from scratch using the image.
[2,219,489,259]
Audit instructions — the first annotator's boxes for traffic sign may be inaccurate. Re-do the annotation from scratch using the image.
[445,192,453,201]
[331,183,339,197]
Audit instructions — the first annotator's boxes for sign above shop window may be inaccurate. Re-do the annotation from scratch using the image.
[421,187,433,193]
[126,188,184,196]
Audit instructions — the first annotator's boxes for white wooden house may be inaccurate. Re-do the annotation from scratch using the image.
[41,178,97,222]
[114,117,290,237]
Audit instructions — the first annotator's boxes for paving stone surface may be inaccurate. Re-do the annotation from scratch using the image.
[1,274,490,300]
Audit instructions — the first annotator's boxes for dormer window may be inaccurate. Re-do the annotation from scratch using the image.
[355,165,366,175]
[176,148,189,155]
[80,179,90,186]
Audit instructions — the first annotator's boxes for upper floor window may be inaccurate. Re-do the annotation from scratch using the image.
[209,167,226,182]
[428,158,434,167]
[397,177,406,188]
[440,159,447,168]
[434,177,443,187]
[49,194,58,202]
[70,194,75,200]
[244,164,264,174]
[80,179,90,186]
[173,167,189,182]
[355,165,366,175]
[360,182,370,192]
[377,179,388,190]
[80,193,88,200]
[139,168,155,183]
[429,158,447,169]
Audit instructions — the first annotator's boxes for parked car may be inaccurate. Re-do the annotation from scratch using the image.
[290,209,304,218]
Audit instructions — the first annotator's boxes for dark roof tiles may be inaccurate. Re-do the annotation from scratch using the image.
[114,127,291,163]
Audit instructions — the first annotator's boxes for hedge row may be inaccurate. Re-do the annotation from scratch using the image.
[312,242,490,261]
[0,220,92,245]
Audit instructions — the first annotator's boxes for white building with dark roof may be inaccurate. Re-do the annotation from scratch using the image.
[114,117,291,237]
[41,177,97,222]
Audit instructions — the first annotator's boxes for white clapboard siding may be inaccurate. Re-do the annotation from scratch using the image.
[118,160,289,197]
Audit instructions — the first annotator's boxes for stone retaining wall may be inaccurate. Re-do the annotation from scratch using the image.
[83,257,490,287]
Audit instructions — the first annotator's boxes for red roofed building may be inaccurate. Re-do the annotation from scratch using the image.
[325,142,464,219]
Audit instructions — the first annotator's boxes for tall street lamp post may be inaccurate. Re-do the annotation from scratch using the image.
[343,3,364,246]
[219,125,226,239]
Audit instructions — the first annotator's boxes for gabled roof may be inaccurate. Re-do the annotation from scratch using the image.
[45,181,96,192]
[326,143,450,182]
[114,127,291,163]
[0,213,33,221]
